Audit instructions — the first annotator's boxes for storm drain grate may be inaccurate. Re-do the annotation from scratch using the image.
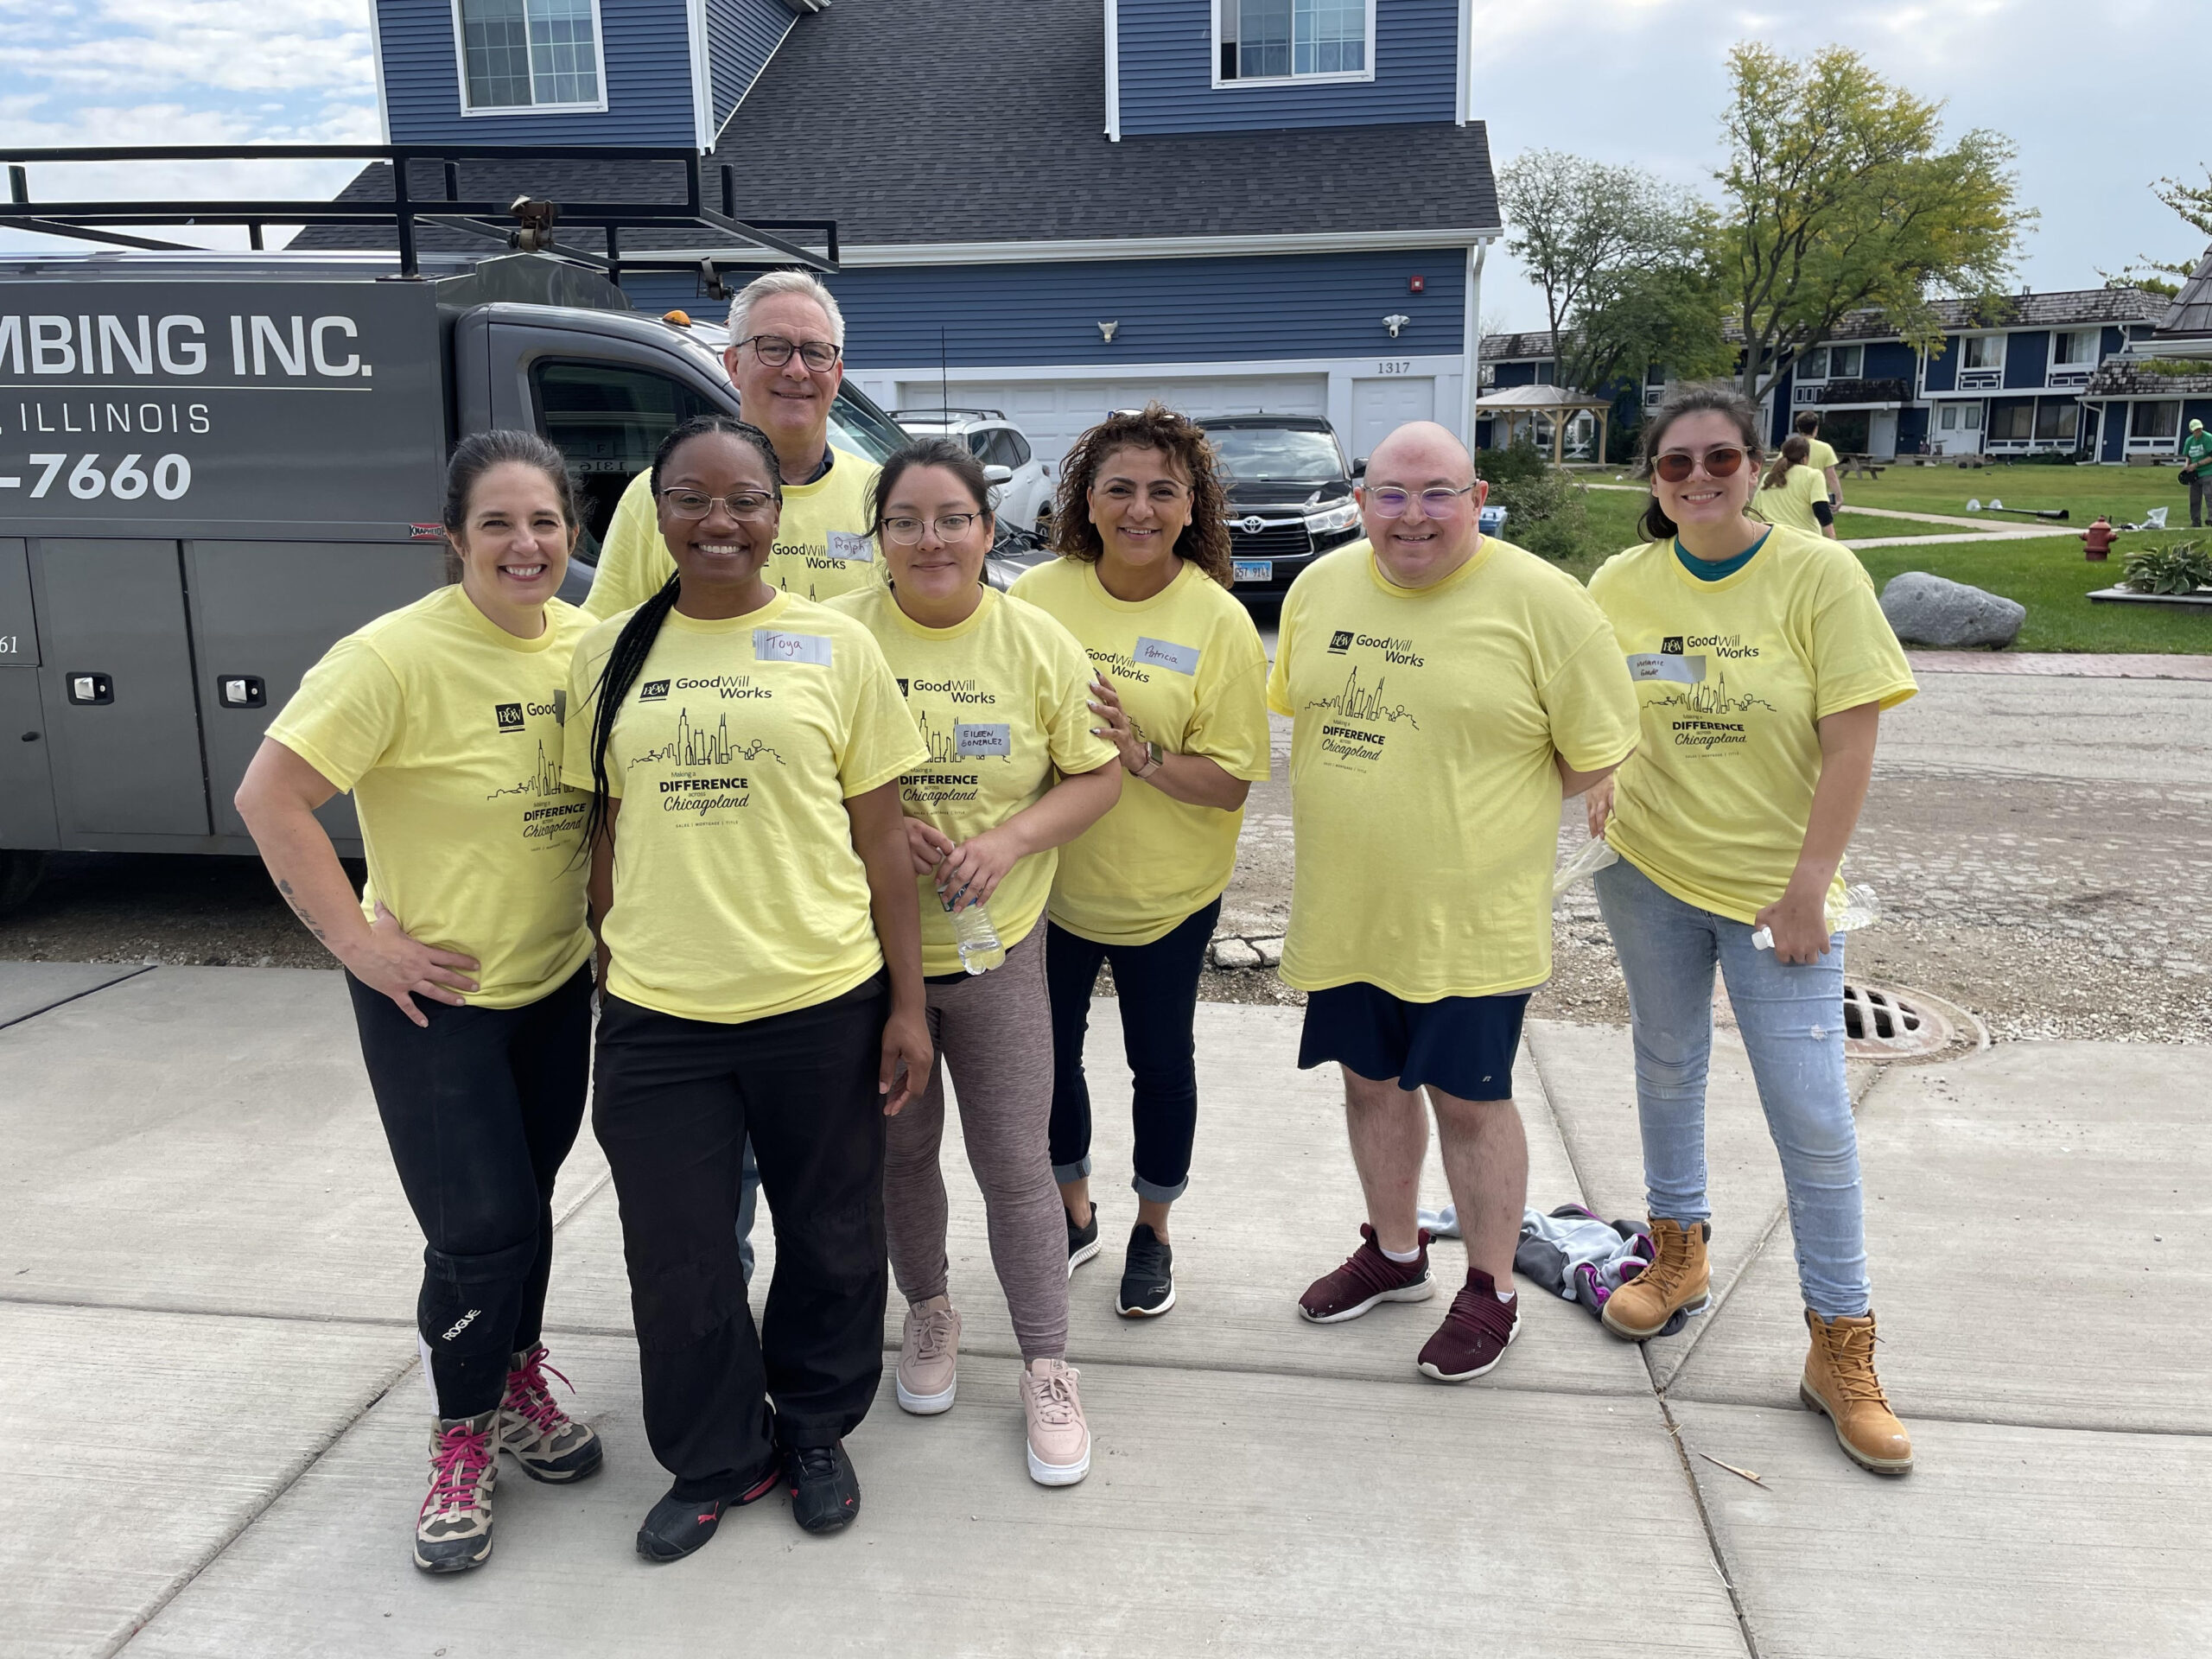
[1841,982,1954,1058]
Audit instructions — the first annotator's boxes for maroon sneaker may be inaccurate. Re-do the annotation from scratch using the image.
[1416,1269,1521,1382]
[1299,1224,1436,1324]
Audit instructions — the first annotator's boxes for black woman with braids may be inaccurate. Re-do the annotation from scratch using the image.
[561,415,929,1563]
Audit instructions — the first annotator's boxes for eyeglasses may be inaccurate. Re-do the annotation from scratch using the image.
[1653,447,1748,484]
[1364,484,1478,518]
[880,512,986,544]
[660,488,778,520]
[735,334,842,371]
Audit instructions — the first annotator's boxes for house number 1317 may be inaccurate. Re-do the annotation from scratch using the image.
[1376,360,1411,375]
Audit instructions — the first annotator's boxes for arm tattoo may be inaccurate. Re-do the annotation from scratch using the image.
[274,878,330,947]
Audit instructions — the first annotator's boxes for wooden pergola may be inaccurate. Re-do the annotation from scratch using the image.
[1476,383,1613,465]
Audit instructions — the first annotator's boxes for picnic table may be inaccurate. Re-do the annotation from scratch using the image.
[1840,453,1886,480]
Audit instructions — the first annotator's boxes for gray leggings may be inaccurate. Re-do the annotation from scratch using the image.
[883,928,1068,1360]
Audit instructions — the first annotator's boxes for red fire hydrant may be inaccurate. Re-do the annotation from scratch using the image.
[2081,514,2118,562]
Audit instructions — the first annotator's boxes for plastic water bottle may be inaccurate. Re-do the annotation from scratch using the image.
[944,894,1006,974]
[1553,835,1620,901]
[1751,883,1879,950]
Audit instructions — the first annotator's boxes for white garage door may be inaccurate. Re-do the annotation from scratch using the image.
[897,375,1330,473]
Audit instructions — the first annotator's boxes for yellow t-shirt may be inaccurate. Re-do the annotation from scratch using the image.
[580,448,884,620]
[1803,437,1840,477]
[266,585,594,1009]
[1268,538,1641,1000]
[828,584,1119,975]
[1587,525,1918,925]
[1009,557,1271,946]
[1754,464,1828,537]
[562,590,927,1023]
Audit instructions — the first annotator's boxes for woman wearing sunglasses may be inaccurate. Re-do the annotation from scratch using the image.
[1583,384,1919,1474]
[828,437,1120,1484]
[565,415,930,1561]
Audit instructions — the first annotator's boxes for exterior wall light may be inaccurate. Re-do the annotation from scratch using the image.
[1383,314,1410,338]
[1098,321,1120,342]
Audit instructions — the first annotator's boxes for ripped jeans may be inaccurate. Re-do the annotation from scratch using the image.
[1594,858,1871,1319]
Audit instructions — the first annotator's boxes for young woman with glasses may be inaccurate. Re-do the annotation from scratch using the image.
[237,431,604,1574]
[1010,404,1272,1319]
[1583,384,1920,1474]
[563,415,931,1562]
[826,437,1120,1484]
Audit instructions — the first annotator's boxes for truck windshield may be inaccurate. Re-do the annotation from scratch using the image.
[1209,428,1344,481]
[828,391,907,463]
[535,359,714,556]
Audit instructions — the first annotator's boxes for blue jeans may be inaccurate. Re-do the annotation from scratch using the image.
[1593,859,1871,1319]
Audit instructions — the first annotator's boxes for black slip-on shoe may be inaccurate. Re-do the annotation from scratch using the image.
[785,1440,861,1535]
[1066,1202,1101,1277]
[1116,1223,1176,1318]
[635,1466,779,1564]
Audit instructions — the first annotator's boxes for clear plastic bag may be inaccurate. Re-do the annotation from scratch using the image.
[1751,883,1879,950]
[1552,835,1619,902]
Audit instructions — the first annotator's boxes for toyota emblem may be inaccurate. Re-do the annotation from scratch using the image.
[1239,515,1266,534]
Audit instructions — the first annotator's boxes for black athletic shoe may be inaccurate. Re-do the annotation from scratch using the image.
[635,1466,779,1564]
[1066,1202,1101,1277]
[785,1440,861,1535]
[1116,1223,1176,1318]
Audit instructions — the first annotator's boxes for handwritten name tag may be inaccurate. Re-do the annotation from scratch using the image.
[956,722,1012,758]
[825,531,874,563]
[755,629,833,666]
[1625,652,1706,684]
[1134,636,1200,676]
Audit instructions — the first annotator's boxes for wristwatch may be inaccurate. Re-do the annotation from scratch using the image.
[1135,740,1166,779]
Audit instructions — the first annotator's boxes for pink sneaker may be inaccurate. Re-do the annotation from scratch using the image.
[1416,1269,1521,1382]
[1021,1358,1091,1486]
[1299,1224,1435,1323]
[896,1297,961,1415]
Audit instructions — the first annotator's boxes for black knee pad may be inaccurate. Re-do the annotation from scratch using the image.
[417,1233,539,1368]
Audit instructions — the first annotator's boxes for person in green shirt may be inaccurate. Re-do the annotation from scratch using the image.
[2182,418,2212,527]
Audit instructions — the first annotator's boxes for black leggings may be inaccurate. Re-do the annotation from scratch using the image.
[1045,898,1219,1205]
[348,964,593,1420]
[593,975,890,1502]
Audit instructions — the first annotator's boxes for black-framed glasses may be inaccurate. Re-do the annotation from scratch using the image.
[660,487,778,520]
[735,334,842,371]
[1365,484,1478,518]
[880,512,986,545]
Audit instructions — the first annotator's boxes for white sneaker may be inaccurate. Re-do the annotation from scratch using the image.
[1020,1357,1091,1486]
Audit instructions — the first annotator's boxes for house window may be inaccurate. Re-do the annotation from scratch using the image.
[1961,334,2004,372]
[2131,400,2181,441]
[1830,344,1864,380]
[1988,401,2033,442]
[1961,402,1981,430]
[2051,328,2100,367]
[457,0,604,112]
[2033,402,2079,443]
[1797,348,1828,381]
[1217,0,1371,83]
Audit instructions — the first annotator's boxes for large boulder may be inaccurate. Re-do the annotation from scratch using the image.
[1878,571,2024,649]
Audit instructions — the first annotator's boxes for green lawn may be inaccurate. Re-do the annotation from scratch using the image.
[1836,460,2191,523]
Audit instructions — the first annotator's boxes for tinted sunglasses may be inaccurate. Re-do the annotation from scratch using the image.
[1653,447,1748,484]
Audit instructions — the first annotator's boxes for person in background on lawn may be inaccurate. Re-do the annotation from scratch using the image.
[1011,405,1272,1320]
[1276,420,1639,1384]
[830,438,1120,1485]
[1795,411,1842,509]
[1586,381,1920,1476]
[238,431,604,1576]
[1755,435,1838,540]
[2181,417,2212,528]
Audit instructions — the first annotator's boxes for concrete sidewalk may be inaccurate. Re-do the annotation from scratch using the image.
[2,964,2207,1657]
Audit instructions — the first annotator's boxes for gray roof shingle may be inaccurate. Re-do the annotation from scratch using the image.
[2155,245,2212,340]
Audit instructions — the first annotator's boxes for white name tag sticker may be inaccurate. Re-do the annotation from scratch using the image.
[956,722,1012,758]
[1134,636,1200,676]
[754,629,834,666]
[1625,652,1707,684]
[825,531,874,563]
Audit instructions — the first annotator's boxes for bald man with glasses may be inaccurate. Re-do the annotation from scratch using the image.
[1270,421,1639,1384]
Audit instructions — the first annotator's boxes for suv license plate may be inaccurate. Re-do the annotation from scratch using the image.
[1233,560,1273,584]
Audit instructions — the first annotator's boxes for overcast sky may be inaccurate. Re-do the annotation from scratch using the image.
[0,1,2190,329]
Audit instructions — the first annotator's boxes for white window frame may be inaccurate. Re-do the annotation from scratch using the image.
[452,0,610,118]
[1796,346,1829,382]
[1211,0,1379,90]
[1961,333,2005,372]
[1830,343,1864,380]
[2050,327,2100,368]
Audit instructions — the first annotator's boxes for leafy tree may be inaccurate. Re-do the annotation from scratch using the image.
[2101,170,2212,291]
[1717,43,2029,404]
[1498,150,1730,397]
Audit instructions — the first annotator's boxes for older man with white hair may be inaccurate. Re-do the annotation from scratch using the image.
[1270,421,1639,1382]
[583,269,881,615]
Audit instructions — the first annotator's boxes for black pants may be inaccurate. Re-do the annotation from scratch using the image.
[349,964,593,1420]
[593,975,890,1502]
[1044,898,1219,1205]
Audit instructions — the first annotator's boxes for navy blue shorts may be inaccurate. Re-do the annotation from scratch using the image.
[1297,982,1531,1101]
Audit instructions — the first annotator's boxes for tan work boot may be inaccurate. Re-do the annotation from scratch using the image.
[1601,1218,1710,1339]
[1801,1309,1914,1474]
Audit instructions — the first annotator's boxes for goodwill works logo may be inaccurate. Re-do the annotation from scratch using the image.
[1327,630,1355,653]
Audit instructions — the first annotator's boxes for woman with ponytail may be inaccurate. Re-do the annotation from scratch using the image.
[238,430,603,1575]
[1753,433,1839,540]
[562,415,930,1563]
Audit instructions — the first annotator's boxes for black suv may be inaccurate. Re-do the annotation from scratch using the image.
[1205,415,1364,604]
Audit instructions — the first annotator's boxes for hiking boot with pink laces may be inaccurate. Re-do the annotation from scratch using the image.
[1416,1268,1521,1382]
[895,1296,962,1415]
[497,1345,603,1483]
[1299,1224,1435,1323]
[416,1409,498,1573]
[1021,1358,1091,1487]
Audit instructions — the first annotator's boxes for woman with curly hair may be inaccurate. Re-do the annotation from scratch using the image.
[1010,404,1271,1318]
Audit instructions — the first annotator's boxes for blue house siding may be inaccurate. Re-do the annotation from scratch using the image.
[2101,410,2128,462]
[1897,404,1929,453]
[1923,337,1958,392]
[378,0,697,147]
[2002,330,2049,390]
[705,0,791,135]
[2101,326,2128,359]
[619,249,1465,365]
[1117,0,1459,135]
[1865,340,1916,379]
